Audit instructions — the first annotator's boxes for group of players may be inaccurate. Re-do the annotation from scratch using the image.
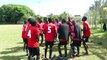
[21,16,91,60]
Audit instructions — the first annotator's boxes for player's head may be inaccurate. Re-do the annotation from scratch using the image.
[68,17,70,21]
[28,18,32,23]
[45,19,48,23]
[82,16,87,21]
[30,19,36,26]
[48,18,53,23]
[28,18,36,26]
[55,19,59,22]
[38,18,43,23]
[24,21,27,24]
[72,20,76,25]
[62,19,66,23]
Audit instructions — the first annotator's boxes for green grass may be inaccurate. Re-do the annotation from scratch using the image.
[0,25,107,60]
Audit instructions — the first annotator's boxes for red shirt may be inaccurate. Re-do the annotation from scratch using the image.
[36,22,44,34]
[70,25,74,33]
[22,24,28,38]
[43,23,48,33]
[44,23,56,42]
[22,23,31,39]
[67,20,73,32]
[28,26,39,48]
[26,23,31,38]
[83,21,91,37]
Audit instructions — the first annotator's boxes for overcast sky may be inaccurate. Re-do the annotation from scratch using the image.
[0,0,94,16]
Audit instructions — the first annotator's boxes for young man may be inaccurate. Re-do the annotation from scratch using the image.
[27,18,40,60]
[22,21,28,53]
[70,21,82,57]
[58,19,69,59]
[82,16,91,55]
[44,18,57,59]
[22,19,31,56]
[36,18,44,45]
[67,17,73,43]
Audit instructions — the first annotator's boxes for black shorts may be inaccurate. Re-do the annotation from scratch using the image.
[58,42,68,46]
[82,36,89,42]
[23,38,28,44]
[28,47,40,56]
[72,41,81,46]
[69,32,71,35]
[39,34,43,36]
[45,41,54,47]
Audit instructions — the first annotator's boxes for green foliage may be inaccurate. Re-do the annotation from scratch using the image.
[0,4,35,24]
[59,11,71,20]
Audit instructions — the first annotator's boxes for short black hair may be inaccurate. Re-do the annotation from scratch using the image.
[72,20,76,25]
[28,18,32,23]
[62,19,66,23]
[48,18,52,23]
[24,21,27,24]
[82,16,87,21]
[30,20,36,26]
[29,18,36,26]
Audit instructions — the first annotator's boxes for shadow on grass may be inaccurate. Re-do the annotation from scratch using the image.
[89,50,107,60]
[0,46,23,54]
[89,29,107,60]
[17,42,23,44]
[0,46,25,60]
[0,55,25,60]
[90,30,107,49]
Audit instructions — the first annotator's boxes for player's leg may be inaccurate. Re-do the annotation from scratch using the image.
[35,47,40,60]
[64,44,67,57]
[76,46,80,57]
[40,34,43,45]
[70,43,75,58]
[25,39,28,55]
[23,38,26,51]
[28,48,33,60]
[83,36,89,54]
[49,42,53,59]
[58,43,62,57]
[45,41,48,58]
[23,38,28,55]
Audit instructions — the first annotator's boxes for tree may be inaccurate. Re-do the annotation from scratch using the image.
[0,4,35,24]
[85,0,107,29]
[59,11,71,20]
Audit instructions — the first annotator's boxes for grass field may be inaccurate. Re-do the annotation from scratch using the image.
[0,25,107,60]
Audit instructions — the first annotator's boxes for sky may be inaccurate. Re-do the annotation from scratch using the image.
[0,0,94,16]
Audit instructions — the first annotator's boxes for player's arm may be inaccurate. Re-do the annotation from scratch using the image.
[35,28,40,41]
[58,25,61,34]
[82,24,87,32]
[36,35,39,41]
[43,26,46,35]
[54,25,58,37]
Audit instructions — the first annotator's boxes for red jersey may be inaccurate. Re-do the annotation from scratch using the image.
[44,23,56,42]
[22,24,28,38]
[43,23,48,33]
[36,22,44,34]
[26,23,31,38]
[67,19,73,32]
[28,26,39,48]
[22,23,31,39]
[83,21,91,37]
